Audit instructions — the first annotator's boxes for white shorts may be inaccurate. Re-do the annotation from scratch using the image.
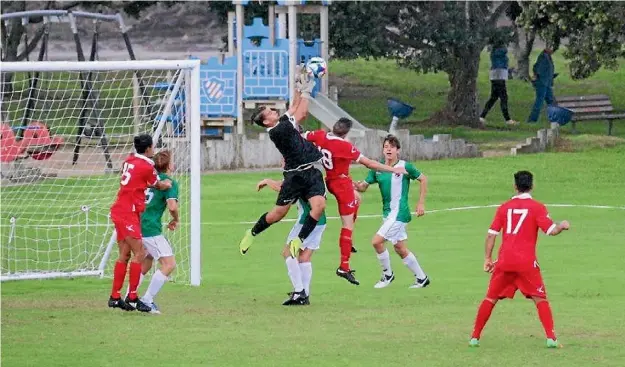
[286,223,326,250]
[143,235,174,260]
[376,218,408,245]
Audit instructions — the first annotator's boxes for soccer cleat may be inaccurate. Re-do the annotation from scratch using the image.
[143,300,161,314]
[288,238,302,258]
[469,338,480,347]
[125,296,152,313]
[239,229,255,255]
[108,296,135,311]
[374,272,395,289]
[282,290,307,306]
[351,246,358,253]
[409,275,430,289]
[546,339,562,348]
[336,268,360,285]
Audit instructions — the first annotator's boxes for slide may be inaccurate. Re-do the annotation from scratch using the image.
[308,93,369,137]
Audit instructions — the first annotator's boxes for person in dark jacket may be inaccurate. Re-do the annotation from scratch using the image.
[528,48,557,123]
[480,45,517,126]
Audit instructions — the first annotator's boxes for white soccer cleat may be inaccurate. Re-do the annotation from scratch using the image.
[409,276,430,289]
[142,299,161,314]
[374,272,395,288]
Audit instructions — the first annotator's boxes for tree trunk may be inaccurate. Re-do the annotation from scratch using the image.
[445,53,481,128]
[512,27,535,82]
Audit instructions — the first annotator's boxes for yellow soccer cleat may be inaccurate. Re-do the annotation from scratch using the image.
[239,229,255,255]
[288,237,302,258]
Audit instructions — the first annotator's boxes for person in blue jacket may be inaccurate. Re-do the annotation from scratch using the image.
[528,48,558,123]
[480,44,517,125]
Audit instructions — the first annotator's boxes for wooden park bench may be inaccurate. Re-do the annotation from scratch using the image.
[556,95,625,136]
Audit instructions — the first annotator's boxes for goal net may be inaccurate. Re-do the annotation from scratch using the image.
[0,60,202,285]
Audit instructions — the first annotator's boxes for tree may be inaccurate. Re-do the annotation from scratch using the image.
[208,1,512,127]
[385,2,513,127]
[517,1,625,80]
[506,2,535,82]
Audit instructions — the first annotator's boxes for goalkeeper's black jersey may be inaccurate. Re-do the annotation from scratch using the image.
[268,113,322,171]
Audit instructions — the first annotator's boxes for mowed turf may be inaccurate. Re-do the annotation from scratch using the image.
[2,147,625,367]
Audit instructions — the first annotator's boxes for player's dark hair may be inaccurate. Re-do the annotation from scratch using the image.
[251,106,266,127]
[514,170,533,193]
[383,134,401,149]
[154,150,171,173]
[134,134,153,154]
[332,118,352,137]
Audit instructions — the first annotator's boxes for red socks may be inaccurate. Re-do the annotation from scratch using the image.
[110,261,127,299]
[536,301,557,339]
[127,261,142,301]
[471,300,496,339]
[339,228,353,271]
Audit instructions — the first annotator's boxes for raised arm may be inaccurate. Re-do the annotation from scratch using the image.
[358,156,408,175]
[287,88,302,117]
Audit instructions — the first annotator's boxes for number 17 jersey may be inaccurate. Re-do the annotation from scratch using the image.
[304,130,362,180]
[488,193,556,271]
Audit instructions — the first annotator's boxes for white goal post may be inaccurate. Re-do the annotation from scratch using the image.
[0,60,202,285]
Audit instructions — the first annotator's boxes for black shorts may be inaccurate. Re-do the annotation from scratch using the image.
[276,167,326,206]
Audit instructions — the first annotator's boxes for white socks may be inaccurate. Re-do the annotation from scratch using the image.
[142,270,168,304]
[124,273,144,298]
[285,257,304,292]
[403,252,427,279]
[377,249,427,280]
[377,249,393,276]
[299,262,312,295]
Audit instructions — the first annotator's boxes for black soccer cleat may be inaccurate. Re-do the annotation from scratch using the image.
[351,246,358,253]
[125,296,152,313]
[336,268,360,285]
[282,290,308,306]
[108,296,135,311]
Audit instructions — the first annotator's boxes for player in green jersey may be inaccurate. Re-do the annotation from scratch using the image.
[134,150,179,314]
[257,177,327,306]
[355,135,430,289]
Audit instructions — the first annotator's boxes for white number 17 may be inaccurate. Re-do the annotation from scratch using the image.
[506,208,528,234]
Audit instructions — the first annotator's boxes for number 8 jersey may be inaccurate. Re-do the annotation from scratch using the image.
[488,193,556,271]
[111,153,159,214]
[304,130,363,180]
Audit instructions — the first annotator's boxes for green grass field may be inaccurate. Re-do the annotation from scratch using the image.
[2,147,625,367]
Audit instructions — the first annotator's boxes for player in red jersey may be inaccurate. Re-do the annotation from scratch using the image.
[305,118,407,285]
[108,134,172,312]
[469,171,570,348]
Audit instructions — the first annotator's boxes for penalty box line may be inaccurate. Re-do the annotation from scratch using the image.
[204,203,625,226]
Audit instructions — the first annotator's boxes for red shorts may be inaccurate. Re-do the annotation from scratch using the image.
[110,210,142,240]
[486,266,547,300]
[326,178,358,216]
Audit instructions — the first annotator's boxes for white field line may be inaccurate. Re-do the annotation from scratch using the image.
[2,204,623,228]
[203,203,625,226]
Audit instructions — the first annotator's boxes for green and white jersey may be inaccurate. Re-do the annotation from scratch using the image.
[365,160,422,223]
[296,198,327,226]
[141,173,179,237]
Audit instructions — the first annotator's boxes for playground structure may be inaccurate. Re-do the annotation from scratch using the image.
[0,10,156,182]
[184,0,368,139]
